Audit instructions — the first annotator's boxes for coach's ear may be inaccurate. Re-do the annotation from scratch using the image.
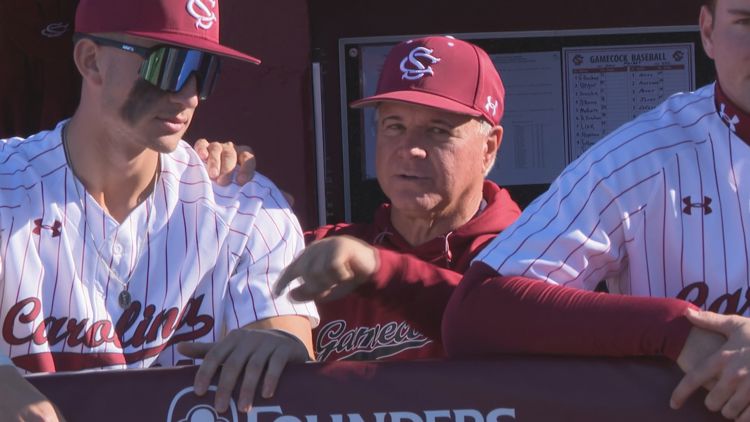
[482,124,502,176]
[72,37,104,87]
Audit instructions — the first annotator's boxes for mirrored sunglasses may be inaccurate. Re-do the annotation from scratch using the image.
[74,33,221,100]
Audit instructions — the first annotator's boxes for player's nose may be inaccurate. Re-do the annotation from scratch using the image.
[170,75,200,108]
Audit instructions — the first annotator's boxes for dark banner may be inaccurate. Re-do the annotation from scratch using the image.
[28,356,723,422]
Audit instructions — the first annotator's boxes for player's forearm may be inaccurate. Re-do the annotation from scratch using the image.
[0,365,64,421]
[244,315,315,359]
[358,248,462,340]
[442,262,694,360]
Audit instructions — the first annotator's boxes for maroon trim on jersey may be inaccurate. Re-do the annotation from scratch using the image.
[13,352,127,372]
[715,83,750,144]
[443,262,695,361]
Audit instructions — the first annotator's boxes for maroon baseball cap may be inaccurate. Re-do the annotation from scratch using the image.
[74,0,260,64]
[351,36,505,125]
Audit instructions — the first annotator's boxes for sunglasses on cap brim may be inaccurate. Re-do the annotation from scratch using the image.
[74,34,221,100]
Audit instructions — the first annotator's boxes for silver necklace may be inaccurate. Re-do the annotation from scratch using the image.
[61,124,159,309]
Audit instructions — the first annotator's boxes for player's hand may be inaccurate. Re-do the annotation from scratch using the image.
[0,365,65,422]
[193,138,256,186]
[177,326,309,414]
[273,236,379,302]
[671,309,750,420]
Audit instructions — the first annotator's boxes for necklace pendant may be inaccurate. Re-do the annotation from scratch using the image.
[118,290,132,309]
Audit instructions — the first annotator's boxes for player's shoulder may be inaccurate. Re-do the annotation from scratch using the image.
[0,121,66,188]
[613,84,714,144]
[216,173,304,245]
[160,144,292,219]
[575,84,717,169]
[0,122,62,159]
[159,141,216,204]
[212,172,293,219]
[645,84,715,124]
[162,140,209,176]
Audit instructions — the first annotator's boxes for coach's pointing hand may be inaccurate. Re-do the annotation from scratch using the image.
[0,366,65,422]
[274,236,379,302]
[177,315,312,414]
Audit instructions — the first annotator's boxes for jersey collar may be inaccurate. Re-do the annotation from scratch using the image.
[715,82,750,143]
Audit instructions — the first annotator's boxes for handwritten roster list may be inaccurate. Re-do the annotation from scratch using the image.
[564,44,694,160]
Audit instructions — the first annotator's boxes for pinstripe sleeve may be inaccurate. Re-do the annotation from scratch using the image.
[476,133,665,290]
[223,178,319,330]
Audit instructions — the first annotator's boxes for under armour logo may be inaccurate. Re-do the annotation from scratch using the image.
[485,96,499,116]
[400,47,441,81]
[186,0,217,30]
[40,22,70,38]
[32,219,62,237]
[683,196,712,215]
[720,103,740,132]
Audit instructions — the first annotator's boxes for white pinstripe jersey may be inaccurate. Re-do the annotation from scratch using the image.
[0,120,318,373]
[476,83,750,315]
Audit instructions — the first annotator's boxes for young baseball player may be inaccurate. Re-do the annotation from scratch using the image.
[443,0,750,419]
[0,0,318,420]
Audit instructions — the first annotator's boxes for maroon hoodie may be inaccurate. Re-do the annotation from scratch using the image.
[305,181,521,361]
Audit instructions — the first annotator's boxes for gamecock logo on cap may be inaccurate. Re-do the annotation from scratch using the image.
[186,0,217,30]
[400,47,441,81]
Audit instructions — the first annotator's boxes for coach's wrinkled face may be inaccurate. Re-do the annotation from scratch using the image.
[96,34,199,153]
[701,0,750,113]
[375,101,500,220]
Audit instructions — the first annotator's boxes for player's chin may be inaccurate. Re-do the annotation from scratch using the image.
[147,133,185,153]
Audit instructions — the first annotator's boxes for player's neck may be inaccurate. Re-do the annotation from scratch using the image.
[390,191,483,247]
[65,114,160,223]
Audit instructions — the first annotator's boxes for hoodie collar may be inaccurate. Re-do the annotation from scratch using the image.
[370,181,521,265]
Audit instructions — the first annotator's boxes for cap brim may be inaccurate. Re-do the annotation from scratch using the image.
[350,90,481,117]
[126,30,261,64]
